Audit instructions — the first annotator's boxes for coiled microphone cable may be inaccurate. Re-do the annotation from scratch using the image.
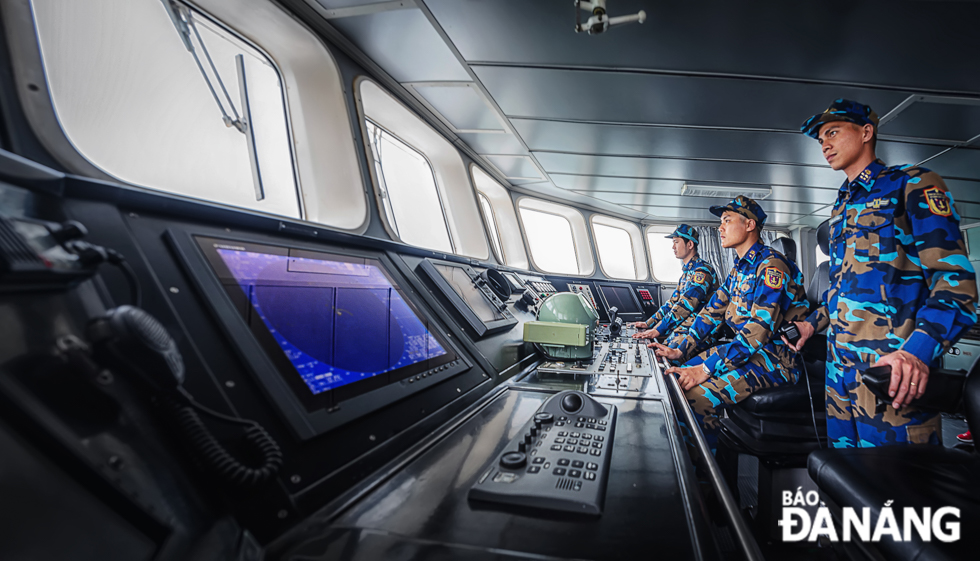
[88,305,282,486]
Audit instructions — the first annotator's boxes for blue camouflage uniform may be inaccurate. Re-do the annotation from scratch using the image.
[801,100,978,448]
[670,197,810,448]
[644,225,719,340]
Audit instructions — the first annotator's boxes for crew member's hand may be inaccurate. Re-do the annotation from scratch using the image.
[666,364,710,391]
[781,321,815,352]
[632,321,649,329]
[874,350,929,409]
[648,341,682,361]
[633,328,660,340]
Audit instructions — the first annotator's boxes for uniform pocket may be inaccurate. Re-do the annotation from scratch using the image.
[851,209,893,261]
[906,420,940,445]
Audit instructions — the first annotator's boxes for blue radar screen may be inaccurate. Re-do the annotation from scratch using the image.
[215,248,447,395]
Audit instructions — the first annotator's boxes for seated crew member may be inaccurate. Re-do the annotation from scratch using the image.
[785,99,977,447]
[650,196,809,449]
[632,224,718,341]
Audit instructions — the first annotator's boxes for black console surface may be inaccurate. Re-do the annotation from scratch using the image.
[274,389,712,561]
[468,391,616,515]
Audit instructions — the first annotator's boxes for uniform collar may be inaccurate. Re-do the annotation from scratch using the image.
[840,159,886,194]
[682,256,700,272]
[738,241,766,266]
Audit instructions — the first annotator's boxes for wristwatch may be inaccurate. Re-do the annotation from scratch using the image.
[701,363,711,376]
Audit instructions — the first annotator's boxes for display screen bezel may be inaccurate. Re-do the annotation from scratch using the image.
[194,236,458,413]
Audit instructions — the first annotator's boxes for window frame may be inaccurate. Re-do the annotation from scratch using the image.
[354,77,490,259]
[363,117,455,253]
[516,196,595,277]
[469,162,529,270]
[590,214,649,281]
[11,0,368,230]
[478,192,505,264]
[644,224,686,283]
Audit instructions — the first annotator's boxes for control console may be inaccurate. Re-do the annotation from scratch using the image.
[567,283,598,312]
[469,390,616,515]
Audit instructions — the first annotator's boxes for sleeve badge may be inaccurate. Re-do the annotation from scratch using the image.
[692,271,706,284]
[924,187,952,217]
[763,267,784,290]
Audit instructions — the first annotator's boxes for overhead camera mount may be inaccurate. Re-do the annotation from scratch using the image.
[575,1,646,35]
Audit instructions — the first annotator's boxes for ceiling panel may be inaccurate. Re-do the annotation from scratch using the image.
[946,179,980,205]
[412,84,504,131]
[578,192,829,216]
[881,103,980,143]
[921,148,980,182]
[553,175,840,205]
[535,153,842,188]
[474,66,913,132]
[329,9,470,82]
[457,132,527,155]
[486,155,542,179]
[425,0,980,93]
[511,119,826,164]
[623,205,810,225]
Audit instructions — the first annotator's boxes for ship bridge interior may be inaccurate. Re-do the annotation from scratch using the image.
[1,1,979,561]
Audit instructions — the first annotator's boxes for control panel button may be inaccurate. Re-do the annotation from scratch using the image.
[528,466,541,474]
[533,457,545,465]
[554,468,567,476]
[585,472,597,481]
[569,470,582,478]
[577,447,589,454]
[557,458,570,466]
[555,438,566,444]
[551,445,561,451]
[572,460,584,468]
[586,462,598,471]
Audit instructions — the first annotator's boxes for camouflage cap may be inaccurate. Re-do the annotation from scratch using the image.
[665,224,699,245]
[801,99,879,139]
[710,195,768,228]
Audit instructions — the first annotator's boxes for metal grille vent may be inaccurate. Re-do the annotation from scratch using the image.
[555,478,575,491]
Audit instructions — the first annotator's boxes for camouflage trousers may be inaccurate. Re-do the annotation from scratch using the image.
[682,354,788,450]
[826,362,941,447]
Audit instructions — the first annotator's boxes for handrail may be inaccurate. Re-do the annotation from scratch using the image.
[661,358,765,561]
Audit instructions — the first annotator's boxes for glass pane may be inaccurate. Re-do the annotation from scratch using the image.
[32,0,300,217]
[647,232,683,282]
[479,194,504,263]
[594,223,637,280]
[365,121,453,253]
[520,208,578,274]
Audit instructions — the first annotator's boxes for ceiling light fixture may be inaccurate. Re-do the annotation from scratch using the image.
[681,183,772,200]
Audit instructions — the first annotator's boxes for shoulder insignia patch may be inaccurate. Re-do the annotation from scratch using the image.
[692,271,706,284]
[763,267,784,290]
[924,187,952,217]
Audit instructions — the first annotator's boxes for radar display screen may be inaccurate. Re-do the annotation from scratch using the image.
[200,239,456,405]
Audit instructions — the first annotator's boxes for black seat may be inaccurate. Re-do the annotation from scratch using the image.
[717,220,831,458]
[808,366,980,561]
[771,237,797,264]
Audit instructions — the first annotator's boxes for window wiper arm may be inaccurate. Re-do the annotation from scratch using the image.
[159,0,245,133]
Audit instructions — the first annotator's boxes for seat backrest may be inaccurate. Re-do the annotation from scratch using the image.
[816,218,830,256]
[771,237,797,264]
[806,261,829,308]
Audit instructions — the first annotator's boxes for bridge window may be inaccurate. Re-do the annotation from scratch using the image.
[365,120,453,253]
[646,225,684,283]
[358,79,489,259]
[470,165,529,269]
[518,198,595,276]
[591,215,648,281]
[30,0,302,218]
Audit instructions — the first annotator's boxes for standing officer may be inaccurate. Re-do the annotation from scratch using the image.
[651,197,809,449]
[632,224,718,341]
[787,99,977,447]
